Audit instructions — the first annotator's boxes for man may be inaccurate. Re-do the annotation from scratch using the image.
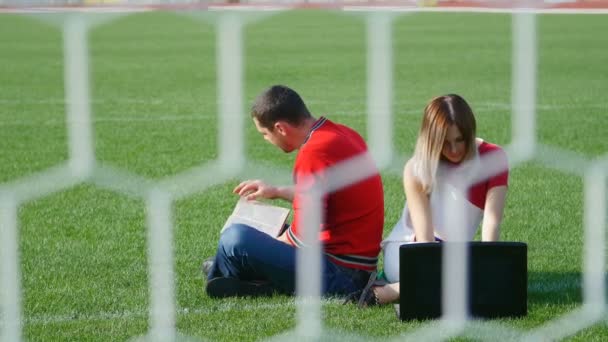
[205,85,384,298]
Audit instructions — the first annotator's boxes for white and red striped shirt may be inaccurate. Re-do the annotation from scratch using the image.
[383,139,509,245]
[381,139,508,283]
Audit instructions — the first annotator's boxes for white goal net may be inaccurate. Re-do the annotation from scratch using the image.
[1,1,606,341]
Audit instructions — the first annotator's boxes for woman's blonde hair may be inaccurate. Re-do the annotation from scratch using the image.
[412,94,477,194]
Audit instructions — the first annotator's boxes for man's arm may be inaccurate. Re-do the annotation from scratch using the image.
[233,180,294,202]
[481,185,507,241]
[273,186,295,202]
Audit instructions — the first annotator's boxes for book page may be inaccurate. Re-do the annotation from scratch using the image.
[221,198,290,237]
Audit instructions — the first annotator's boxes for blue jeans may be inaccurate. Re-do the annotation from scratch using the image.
[207,223,372,296]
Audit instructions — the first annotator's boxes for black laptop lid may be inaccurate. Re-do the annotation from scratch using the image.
[399,242,527,321]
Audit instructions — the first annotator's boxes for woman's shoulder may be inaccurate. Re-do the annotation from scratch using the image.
[402,159,428,197]
[403,158,416,177]
[477,139,505,155]
[476,139,509,169]
[403,158,422,185]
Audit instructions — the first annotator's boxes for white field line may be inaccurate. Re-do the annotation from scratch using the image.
[20,273,583,327]
[0,115,216,126]
[2,98,606,110]
[0,99,165,105]
[2,102,605,127]
[23,300,343,326]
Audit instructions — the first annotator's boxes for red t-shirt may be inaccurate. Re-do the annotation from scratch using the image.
[285,117,384,271]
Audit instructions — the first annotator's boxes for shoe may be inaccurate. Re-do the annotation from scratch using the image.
[342,271,379,308]
[201,257,214,277]
[206,277,274,298]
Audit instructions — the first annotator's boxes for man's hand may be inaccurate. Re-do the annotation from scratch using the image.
[233,180,278,201]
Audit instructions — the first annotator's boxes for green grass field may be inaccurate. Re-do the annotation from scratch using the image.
[1,9,607,341]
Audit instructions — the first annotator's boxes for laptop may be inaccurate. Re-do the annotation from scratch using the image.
[398,241,527,321]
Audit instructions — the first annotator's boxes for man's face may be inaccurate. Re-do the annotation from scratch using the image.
[253,118,293,152]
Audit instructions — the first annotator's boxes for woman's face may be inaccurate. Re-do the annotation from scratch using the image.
[442,124,467,163]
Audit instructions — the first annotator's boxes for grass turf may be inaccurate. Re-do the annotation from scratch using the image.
[1,9,607,341]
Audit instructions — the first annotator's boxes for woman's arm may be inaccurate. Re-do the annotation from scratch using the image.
[403,161,435,242]
[481,185,508,241]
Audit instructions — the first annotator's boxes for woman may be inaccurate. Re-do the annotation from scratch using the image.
[347,94,509,306]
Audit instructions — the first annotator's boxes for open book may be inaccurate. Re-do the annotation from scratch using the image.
[221,198,291,238]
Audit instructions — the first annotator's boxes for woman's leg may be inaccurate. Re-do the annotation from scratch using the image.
[369,241,402,304]
[383,241,401,283]
[373,282,400,304]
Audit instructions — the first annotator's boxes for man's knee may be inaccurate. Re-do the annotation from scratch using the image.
[219,224,256,252]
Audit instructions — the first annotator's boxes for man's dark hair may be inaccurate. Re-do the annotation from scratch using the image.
[251,85,312,129]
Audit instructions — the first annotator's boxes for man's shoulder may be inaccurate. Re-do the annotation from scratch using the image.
[296,121,368,170]
[310,120,365,148]
[328,120,363,138]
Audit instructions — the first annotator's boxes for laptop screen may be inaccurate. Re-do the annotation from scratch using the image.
[399,242,527,320]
